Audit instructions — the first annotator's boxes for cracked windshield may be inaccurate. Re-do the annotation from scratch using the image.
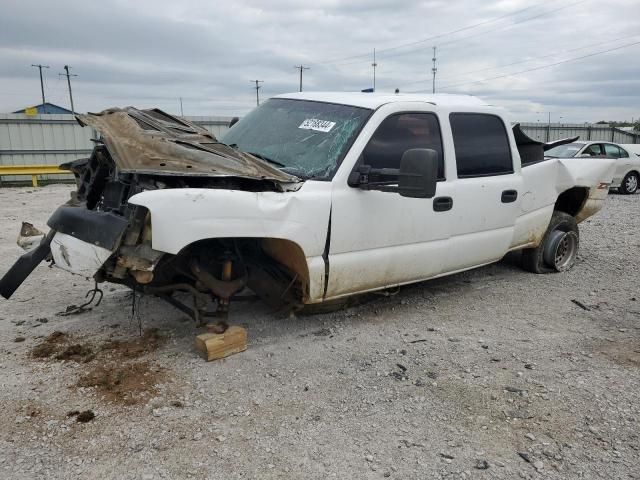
[221,98,371,179]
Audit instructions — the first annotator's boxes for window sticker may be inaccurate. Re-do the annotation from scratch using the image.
[299,118,336,133]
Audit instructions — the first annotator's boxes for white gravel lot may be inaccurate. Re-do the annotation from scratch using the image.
[0,184,639,480]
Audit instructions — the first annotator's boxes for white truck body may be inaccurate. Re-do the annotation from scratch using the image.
[0,93,615,316]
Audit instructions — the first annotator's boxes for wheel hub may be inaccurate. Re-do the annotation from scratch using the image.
[626,174,638,193]
[543,230,578,272]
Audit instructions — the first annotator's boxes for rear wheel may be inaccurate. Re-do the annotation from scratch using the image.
[619,172,639,195]
[522,211,579,274]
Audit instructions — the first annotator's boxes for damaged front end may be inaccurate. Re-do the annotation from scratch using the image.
[0,107,306,322]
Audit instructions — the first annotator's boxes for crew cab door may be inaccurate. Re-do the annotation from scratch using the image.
[326,105,454,299]
[441,112,523,271]
[603,143,631,183]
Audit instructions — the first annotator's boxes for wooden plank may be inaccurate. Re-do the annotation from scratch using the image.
[194,326,247,361]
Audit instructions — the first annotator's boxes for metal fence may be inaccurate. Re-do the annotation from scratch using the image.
[0,113,233,183]
[518,122,640,144]
[1,114,639,185]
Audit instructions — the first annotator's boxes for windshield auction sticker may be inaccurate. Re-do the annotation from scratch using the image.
[299,119,336,133]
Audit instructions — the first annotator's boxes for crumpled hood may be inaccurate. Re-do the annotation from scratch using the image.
[76,107,299,184]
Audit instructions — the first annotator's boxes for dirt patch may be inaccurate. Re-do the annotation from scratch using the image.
[593,339,640,368]
[55,344,95,362]
[76,410,96,422]
[29,328,169,406]
[30,328,164,363]
[100,328,167,358]
[70,410,96,422]
[31,331,68,358]
[31,331,94,362]
[66,409,96,422]
[77,361,164,405]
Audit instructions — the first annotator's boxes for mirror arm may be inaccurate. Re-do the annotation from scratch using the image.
[349,149,438,198]
[369,185,399,193]
[349,164,402,190]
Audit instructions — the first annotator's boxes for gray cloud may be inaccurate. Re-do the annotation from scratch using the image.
[0,0,638,121]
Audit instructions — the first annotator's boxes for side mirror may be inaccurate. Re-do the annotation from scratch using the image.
[398,149,438,198]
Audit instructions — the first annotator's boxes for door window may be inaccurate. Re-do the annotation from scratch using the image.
[450,113,513,178]
[604,144,622,158]
[362,113,445,180]
[583,144,603,156]
[619,147,629,158]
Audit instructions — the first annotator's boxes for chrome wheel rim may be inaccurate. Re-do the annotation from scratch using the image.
[626,174,638,193]
[544,230,578,271]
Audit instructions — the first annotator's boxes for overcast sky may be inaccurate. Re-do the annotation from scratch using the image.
[1,0,639,122]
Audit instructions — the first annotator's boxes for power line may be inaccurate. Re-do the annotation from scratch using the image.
[59,65,77,115]
[30,64,49,113]
[410,39,640,92]
[250,80,263,106]
[294,65,310,92]
[314,0,557,66]
[327,0,588,69]
[437,0,588,48]
[383,32,639,91]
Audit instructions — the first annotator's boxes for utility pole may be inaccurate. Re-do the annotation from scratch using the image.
[31,64,50,113]
[372,48,378,92]
[179,97,184,116]
[431,46,437,94]
[547,111,551,142]
[59,65,77,115]
[250,80,263,106]
[294,65,310,92]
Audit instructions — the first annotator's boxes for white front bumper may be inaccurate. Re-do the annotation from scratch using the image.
[50,232,114,277]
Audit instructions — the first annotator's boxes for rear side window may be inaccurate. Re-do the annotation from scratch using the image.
[619,147,629,158]
[362,113,445,180]
[450,113,513,178]
[604,144,621,158]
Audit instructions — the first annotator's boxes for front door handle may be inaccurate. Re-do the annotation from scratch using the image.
[501,190,518,203]
[433,196,453,212]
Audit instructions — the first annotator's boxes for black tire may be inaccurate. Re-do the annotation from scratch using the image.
[619,172,639,195]
[522,211,579,274]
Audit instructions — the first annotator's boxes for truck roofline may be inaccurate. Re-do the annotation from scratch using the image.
[272,91,492,110]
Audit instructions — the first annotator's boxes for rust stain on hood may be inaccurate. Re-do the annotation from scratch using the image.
[76,107,299,184]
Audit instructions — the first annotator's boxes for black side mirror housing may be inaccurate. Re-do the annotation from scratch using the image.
[398,149,438,198]
[229,117,240,128]
[348,148,438,198]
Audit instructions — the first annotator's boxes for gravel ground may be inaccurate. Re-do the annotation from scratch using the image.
[0,184,639,480]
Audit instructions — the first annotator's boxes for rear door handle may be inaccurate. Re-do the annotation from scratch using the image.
[501,190,518,203]
[433,196,453,212]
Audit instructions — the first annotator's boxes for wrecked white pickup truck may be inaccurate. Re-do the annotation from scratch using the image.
[0,93,615,321]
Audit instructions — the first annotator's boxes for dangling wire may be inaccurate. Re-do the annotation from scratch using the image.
[130,285,143,336]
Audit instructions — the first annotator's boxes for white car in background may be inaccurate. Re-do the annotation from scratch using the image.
[546,141,640,194]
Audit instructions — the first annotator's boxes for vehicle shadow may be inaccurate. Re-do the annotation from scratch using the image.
[83,250,527,350]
